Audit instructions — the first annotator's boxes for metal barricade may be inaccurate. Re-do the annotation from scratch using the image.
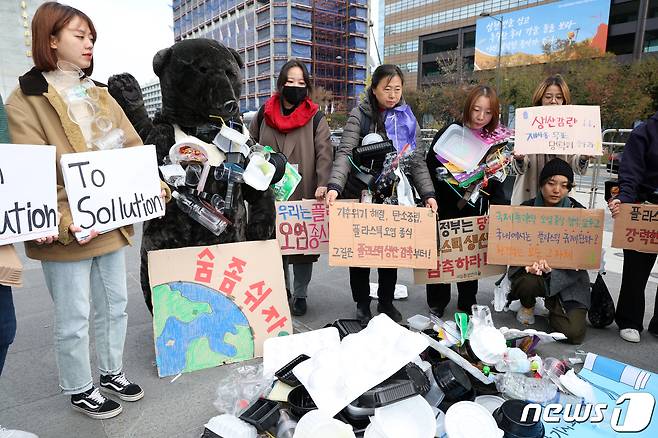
[584,129,632,209]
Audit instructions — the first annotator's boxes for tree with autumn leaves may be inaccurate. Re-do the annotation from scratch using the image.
[405,53,658,130]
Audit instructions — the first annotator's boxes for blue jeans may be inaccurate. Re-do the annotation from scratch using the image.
[0,284,17,377]
[42,249,128,394]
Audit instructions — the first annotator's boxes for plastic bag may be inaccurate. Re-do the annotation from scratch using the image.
[588,273,615,328]
[213,362,273,416]
[492,275,510,312]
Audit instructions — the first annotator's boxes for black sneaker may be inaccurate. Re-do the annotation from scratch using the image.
[291,297,307,316]
[100,373,144,402]
[377,302,402,323]
[71,387,122,419]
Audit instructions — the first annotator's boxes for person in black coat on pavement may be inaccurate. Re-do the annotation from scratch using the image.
[608,111,658,343]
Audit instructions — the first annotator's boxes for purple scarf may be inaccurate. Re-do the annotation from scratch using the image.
[383,104,417,153]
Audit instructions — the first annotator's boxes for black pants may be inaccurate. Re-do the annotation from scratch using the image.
[426,280,478,313]
[350,267,396,304]
[615,249,658,332]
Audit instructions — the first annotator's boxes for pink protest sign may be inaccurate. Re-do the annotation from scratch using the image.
[514,105,603,156]
[275,200,329,255]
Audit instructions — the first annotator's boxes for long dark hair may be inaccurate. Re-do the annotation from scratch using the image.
[276,59,313,95]
[367,64,404,133]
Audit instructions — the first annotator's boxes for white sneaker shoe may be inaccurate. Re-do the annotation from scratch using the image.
[516,306,535,325]
[619,328,641,343]
[0,426,38,438]
[534,298,550,317]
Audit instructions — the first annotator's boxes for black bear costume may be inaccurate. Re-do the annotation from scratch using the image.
[108,39,276,312]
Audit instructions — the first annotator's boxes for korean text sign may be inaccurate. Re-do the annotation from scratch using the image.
[514,105,603,155]
[612,204,658,253]
[148,240,292,377]
[488,205,604,270]
[0,144,58,245]
[275,200,329,255]
[329,202,436,269]
[415,215,506,284]
[474,0,611,70]
[60,145,164,239]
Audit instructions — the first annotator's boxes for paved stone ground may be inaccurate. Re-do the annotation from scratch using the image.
[1,190,656,437]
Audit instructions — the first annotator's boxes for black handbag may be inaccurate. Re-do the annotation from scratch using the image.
[588,273,615,328]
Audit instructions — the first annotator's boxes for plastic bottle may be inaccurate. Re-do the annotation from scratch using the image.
[276,409,297,438]
[495,372,558,404]
[495,347,531,373]
[172,191,228,236]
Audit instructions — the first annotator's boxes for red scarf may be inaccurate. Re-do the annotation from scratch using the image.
[263,93,318,134]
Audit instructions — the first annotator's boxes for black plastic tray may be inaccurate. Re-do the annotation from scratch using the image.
[333,319,365,338]
[238,398,280,431]
[357,379,418,408]
[274,354,309,387]
[287,385,318,418]
[392,362,431,395]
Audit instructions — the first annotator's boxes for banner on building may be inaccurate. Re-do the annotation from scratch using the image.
[474,0,611,70]
[488,205,604,270]
[415,215,506,284]
[612,204,658,253]
[329,202,436,269]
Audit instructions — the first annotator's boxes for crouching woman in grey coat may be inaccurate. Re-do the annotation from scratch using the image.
[507,158,591,344]
[325,64,437,325]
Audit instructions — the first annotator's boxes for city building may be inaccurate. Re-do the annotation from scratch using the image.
[141,78,163,119]
[0,0,46,100]
[173,0,369,112]
[383,0,658,89]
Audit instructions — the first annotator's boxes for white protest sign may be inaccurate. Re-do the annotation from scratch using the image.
[0,144,58,244]
[61,145,164,239]
[514,105,603,156]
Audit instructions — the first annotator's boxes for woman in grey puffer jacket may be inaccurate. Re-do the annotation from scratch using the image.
[326,64,437,325]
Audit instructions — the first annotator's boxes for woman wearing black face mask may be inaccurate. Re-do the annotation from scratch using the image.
[249,59,333,317]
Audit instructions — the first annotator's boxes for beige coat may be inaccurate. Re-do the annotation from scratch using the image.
[6,68,170,262]
[510,154,589,205]
[249,105,333,263]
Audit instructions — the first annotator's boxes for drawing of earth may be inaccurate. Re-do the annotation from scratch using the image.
[152,281,254,377]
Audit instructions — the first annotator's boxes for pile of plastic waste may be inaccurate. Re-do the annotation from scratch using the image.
[198,302,626,438]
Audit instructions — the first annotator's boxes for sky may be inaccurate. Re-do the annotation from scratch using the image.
[64,0,174,85]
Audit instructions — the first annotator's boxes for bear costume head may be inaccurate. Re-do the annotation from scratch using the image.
[154,39,243,130]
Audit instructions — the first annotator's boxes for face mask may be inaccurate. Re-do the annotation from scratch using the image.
[282,85,307,105]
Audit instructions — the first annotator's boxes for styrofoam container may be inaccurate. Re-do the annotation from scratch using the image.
[407,315,432,331]
[444,401,503,438]
[293,410,356,438]
[432,124,491,171]
[372,395,436,438]
[204,414,257,438]
[262,327,340,378]
[468,326,507,365]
